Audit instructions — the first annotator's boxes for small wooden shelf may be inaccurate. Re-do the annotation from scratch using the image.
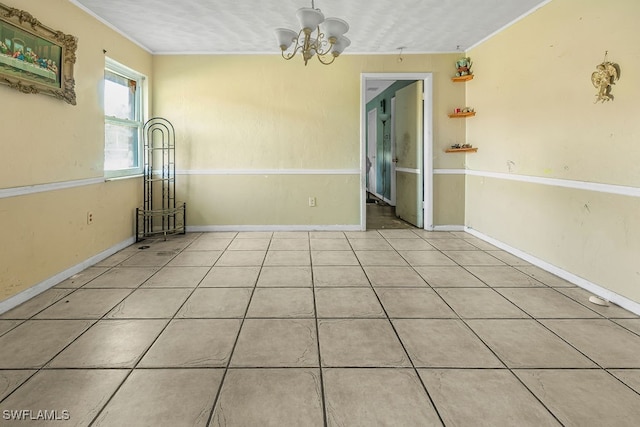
[451,74,474,82]
[445,147,478,153]
[448,111,476,118]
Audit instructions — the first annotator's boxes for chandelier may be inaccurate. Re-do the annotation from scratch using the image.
[275,0,350,66]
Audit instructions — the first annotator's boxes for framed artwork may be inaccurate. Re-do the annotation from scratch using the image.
[0,2,77,105]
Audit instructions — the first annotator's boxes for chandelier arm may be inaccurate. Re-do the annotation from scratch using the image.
[281,50,297,61]
[281,29,307,61]
[315,27,332,56]
[294,29,306,53]
[316,53,336,66]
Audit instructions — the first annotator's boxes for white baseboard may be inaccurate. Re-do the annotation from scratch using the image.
[187,224,364,232]
[465,227,640,316]
[0,237,135,315]
[432,225,466,231]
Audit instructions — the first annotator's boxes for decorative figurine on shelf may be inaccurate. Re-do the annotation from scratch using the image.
[591,51,620,103]
[455,57,472,76]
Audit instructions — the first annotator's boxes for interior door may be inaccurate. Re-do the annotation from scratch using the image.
[394,81,423,228]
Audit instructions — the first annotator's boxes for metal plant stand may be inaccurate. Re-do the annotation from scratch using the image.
[136,117,186,241]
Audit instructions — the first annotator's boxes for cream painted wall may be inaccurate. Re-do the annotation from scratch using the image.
[0,0,151,300]
[0,181,140,299]
[434,174,465,226]
[467,177,640,301]
[153,53,467,227]
[466,0,640,302]
[178,175,360,227]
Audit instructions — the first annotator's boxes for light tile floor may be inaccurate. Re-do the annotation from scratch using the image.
[1,230,640,426]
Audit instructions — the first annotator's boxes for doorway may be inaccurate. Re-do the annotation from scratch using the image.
[361,73,433,231]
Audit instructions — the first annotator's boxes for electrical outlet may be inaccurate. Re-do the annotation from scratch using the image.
[87,211,94,225]
[308,197,316,207]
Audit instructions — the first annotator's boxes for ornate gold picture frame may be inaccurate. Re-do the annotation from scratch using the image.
[0,2,77,105]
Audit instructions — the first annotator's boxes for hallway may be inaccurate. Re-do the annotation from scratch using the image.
[365,197,415,230]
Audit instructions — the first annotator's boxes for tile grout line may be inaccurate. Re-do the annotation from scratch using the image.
[433,242,592,423]
[0,270,145,407]
[310,234,329,427]
[414,249,568,425]
[349,231,447,426]
[2,230,640,422]
[83,233,223,426]
[439,306,567,424]
[0,247,151,405]
[382,230,573,425]
[459,249,640,395]
[522,314,640,398]
[0,254,127,322]
[204,232,270,427]
[431,259,605,424]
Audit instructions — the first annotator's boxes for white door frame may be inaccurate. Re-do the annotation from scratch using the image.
[366,108,377,195]
[390,96,397,206]
[360,73,434,230]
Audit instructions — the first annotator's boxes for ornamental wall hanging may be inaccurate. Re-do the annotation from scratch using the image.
[591,51,620,104]
[0,2,77,105]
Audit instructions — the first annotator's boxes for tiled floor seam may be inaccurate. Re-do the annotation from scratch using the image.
[350,236,447,426]
[203,234,271,427]
[310,242,330,427]
[520,313,640,399]
[371,289,446,425]
[405,256,568,425]
[86,258,213,426]
[3,230,640,425]
[445,304,568,425]
[0,283,142,407]
[438,285,627,425]
[388,234,462,285]
[614,320,640,338]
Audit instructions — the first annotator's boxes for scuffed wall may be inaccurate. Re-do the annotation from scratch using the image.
[466,0,640,302]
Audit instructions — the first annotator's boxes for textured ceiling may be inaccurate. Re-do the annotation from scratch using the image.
[71,0,549,54]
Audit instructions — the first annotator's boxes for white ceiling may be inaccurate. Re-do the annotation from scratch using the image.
[366,80,395,103]
[71,0,549,54]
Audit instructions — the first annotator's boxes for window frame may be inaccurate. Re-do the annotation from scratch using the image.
[103,57,146,179]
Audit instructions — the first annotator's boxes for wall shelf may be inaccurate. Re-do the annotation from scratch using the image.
[448,111,476,118]
[445,147,478,153]
[448,69,475,152]
[451,74,474,82]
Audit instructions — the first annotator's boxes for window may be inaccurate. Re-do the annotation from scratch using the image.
[104,58,145,178]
